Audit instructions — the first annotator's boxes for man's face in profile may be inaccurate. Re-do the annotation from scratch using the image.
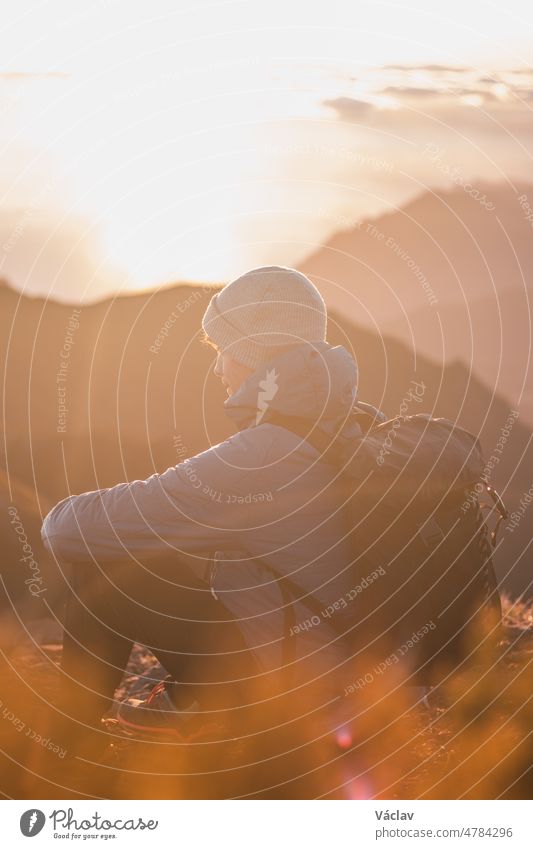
[213,349,254,397]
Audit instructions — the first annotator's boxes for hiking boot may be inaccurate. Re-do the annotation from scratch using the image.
[117,677,201,739]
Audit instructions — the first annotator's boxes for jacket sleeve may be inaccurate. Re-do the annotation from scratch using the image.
[41,431,271,564]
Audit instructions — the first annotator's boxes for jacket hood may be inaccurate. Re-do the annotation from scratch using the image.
[224,341,360,444]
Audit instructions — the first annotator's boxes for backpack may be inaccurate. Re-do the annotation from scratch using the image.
[263,405,505,686]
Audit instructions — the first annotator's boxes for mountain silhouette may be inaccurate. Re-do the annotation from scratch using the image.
[300,182,533,425]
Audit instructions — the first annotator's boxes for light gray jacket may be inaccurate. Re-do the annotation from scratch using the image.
[42,341,366,682]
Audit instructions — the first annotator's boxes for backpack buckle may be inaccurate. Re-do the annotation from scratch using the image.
[484,485,508,546]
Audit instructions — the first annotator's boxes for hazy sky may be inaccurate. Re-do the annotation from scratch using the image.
[1,0,532,301]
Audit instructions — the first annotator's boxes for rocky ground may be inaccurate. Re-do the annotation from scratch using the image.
[0,595,531,799]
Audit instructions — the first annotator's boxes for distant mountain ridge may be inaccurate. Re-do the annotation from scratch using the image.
[300,182,533,424]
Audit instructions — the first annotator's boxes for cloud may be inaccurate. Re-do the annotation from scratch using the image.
[381,86,447,99]
[382,85,503,102]
[325,64,533,123]
[383,64,472,73]
[323,97,375,120]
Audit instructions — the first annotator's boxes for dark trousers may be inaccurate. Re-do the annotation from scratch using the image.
[58,554,258,728]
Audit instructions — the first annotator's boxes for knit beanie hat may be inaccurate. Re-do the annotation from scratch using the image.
[201,266,327,370]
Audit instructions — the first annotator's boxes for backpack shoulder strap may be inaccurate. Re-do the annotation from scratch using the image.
[261,412,337,459]
[261,408,381,464]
